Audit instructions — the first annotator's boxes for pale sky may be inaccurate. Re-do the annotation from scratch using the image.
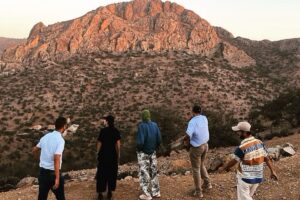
[0,0,299,41]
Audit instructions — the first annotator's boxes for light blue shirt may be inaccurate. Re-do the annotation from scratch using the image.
[186,115,209,147]
[37,130,65,170]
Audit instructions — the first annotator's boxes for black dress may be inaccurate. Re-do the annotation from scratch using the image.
[96,126,121,193]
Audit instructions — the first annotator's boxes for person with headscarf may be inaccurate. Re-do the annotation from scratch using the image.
[96,115,121,200]
[136,110,162,200]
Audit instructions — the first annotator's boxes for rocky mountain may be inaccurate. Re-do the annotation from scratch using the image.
[1,0,254,68]
[0,37,25,55]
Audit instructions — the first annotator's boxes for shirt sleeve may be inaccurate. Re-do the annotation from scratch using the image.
[136,124,144,151]
[97,129,103,142]
[262,143,269,157]
[186,120,195,137]
[55,140,65,155]
[234,147,244,162]
[36,141,41,148]
[115,129,121,141]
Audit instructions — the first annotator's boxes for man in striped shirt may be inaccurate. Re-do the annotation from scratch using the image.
[221,121,278,200]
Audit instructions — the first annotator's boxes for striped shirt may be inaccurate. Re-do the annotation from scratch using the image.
[234,136,268,184]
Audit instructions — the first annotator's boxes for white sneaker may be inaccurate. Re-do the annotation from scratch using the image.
[153,193,161,198]
[139,194,152,200]
[203,183,213,190]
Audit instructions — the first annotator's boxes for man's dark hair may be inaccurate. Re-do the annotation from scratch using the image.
[55,117,67,130]
[192,105,202,114]
[105,115,115,127]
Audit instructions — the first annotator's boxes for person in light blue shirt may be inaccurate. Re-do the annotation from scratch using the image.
[184,105,211,198]
[186,113,209,147]
[33,117,67,200]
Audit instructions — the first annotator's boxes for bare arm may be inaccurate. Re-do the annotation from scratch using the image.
[96,141,102,152]
[32,146,40,160]
[264,156,278,180]
[53,154,61,189]
[116,140,121,164]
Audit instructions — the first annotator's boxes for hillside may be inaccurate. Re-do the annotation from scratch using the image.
[250,89,300,139]
[0,50,282,179]
[0,133,299,200]
[215,27,300,87]
[0,37,25,55]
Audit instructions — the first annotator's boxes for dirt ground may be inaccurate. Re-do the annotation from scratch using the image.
[1,134,299,200]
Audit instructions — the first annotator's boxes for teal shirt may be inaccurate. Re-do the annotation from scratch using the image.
[136,121,161,154]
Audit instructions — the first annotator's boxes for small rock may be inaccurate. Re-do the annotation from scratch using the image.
[185,171,191,176]
[124,176,133,181]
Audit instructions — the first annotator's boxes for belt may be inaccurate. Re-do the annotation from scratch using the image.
[40,167,55,172]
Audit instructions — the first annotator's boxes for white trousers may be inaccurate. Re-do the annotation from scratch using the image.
[237,174,259,200]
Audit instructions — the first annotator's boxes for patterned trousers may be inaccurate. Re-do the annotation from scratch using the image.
[137,151,161,197]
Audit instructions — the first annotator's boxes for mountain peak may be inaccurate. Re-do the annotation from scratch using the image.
[2,0,221,63]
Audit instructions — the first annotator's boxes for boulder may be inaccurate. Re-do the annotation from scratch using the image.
[267,147,281,161]
[209,157,223,172]
[30,125,42,131]
[16,177,38,188]
[281,146,296,157]
[209,154,235,172]
[67,124,80,133]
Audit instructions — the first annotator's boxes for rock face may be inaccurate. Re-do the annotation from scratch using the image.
[0,37,26,55]
[1,0,221,63]
[221,42,256,67]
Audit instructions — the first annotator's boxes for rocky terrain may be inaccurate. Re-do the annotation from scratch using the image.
[0,0,299,191]
[215,27,300,87]
[0,37,25,55]
[0,133,299,200]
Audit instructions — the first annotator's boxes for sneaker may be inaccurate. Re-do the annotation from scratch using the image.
[203,183,213,190]
[152,193,161,198]
[192,191,204,198]
[98,193,103,200]
[139,194,152,200]
[107,191,112,200]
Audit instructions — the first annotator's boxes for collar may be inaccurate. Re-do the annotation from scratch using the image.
[192,115,202,119]
[240,136,255,145]
[53,130,63,136]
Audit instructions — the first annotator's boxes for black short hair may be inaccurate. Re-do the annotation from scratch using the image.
[192,105,202,114]
[55,117,67,130]
[105,115,115,127]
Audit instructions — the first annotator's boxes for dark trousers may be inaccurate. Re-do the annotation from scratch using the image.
[38,168,65,200]
[96,163,118,193]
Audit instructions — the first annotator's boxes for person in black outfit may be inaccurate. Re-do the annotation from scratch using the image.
[96,115,121,200]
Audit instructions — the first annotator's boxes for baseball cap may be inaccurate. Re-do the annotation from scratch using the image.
[232,121,251,132]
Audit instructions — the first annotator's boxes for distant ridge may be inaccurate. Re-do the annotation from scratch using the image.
[0,37,25,55]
